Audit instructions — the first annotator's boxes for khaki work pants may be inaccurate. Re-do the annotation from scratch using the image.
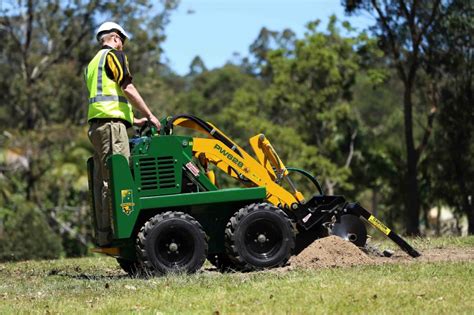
[88,120,130,246]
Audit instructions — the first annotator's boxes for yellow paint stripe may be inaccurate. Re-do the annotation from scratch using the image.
[90,247,120,256]
[107,52,123,83]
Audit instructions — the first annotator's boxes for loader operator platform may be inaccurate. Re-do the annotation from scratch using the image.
[84,21,160,246]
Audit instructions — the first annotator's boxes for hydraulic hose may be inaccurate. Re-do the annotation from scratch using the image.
[166,114,243,157]
[286,167,324,196]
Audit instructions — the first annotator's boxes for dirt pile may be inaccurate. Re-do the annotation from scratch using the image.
[289,235,373,269]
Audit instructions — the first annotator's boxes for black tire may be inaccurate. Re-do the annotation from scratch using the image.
[116,258,141,276]
[207,253,239,272]
[136,211,208,275]
[225,203,295,271]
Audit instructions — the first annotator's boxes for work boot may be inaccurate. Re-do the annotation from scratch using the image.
[96,228,113,247]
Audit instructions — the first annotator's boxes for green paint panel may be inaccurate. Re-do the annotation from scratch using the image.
[108,154,140,239]
[131,135,217,197]
[86,157,98,240]
[131,136,188,197]
[140,187,266,210]
[108,144,266,241]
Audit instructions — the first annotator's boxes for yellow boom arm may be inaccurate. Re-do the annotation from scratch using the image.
[170,116,305,207]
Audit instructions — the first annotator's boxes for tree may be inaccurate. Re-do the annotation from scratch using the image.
[0,0,178,130]
[0,198,63,261]
[259,17,365,195]
[179,18,380,200]
[350,68,407,226]
[1,0,100,129]
[188,56,207,75]
[428,0,474,233]
[0,0,179,260]
[343,0,443,234]
[249,27,296,78]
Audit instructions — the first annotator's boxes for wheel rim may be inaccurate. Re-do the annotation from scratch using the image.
[244,218,283,260]
[154,224,195,267]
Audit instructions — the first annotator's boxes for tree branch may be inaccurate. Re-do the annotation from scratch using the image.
[399,0,411,22]
[400,0,418,51]
[30,0,100,82]
[415,106,437,163]
[1,16,23,55]
[24,0,34,54]
[30,26,91,82]
[48,209,88,247]
[344,129,358,168]
[371,0,407,82]
[420,0,442,38]
[324,178,335,196]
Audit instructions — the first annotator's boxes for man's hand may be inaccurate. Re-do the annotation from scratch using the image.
[133,117,148,127]
[133,115,161,130]
[123,83,161,131]
[148,114,161,131]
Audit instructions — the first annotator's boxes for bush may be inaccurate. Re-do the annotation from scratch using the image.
[0,200,62,261]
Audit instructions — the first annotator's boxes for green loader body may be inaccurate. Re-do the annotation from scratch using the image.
[88,134,266,262]
[87,115,420,276]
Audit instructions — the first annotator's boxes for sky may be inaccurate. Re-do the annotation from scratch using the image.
[162,0,374,75]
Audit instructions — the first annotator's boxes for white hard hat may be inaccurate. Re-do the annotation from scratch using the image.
[96,21,129,42]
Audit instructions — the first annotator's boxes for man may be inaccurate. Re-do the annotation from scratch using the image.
[85,21,160,246]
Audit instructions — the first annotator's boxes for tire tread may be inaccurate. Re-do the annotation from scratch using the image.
[225,203,295,271]
[136,211,207,276]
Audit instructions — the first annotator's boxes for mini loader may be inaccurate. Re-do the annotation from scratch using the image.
[88,114,420,275]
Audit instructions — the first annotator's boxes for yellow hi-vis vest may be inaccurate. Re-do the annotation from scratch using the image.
[85,49,134,124]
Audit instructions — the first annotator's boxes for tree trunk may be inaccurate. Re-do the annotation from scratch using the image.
[467,197,474,235]
[452,148,472,235]
[371,188,378,217]
[460,182,473,235]
[403,82,421,235]
[436,205,441,236]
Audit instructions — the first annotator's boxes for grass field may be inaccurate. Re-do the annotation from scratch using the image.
[1,236,473,314]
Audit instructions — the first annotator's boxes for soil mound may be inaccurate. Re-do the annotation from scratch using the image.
[289,235,373,269]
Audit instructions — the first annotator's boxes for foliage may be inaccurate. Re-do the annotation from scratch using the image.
[0,0,178,260]
[0,197,62,261]
[175,17,368,195]
[427,0,474,233]
[260,17,364,194]
[342,0,468,235]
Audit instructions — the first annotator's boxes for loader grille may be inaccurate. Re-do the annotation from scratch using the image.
[138,156,176,190]
[157,156,176,188]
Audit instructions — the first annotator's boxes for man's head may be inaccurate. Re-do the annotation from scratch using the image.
[96,22,129,50]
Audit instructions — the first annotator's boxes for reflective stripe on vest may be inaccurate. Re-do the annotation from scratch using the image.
[86,49,133,124]
[96,50,107,96]
[88,95,129,104]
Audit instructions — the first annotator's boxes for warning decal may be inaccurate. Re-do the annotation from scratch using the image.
[368,215,391,235]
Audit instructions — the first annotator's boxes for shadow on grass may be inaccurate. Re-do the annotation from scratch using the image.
[47,268,130,280]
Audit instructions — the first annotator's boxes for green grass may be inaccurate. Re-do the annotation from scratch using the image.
[1,236,473,314]
[369,233,474,251]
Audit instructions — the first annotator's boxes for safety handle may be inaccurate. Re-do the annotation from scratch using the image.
[138,120,159,137]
